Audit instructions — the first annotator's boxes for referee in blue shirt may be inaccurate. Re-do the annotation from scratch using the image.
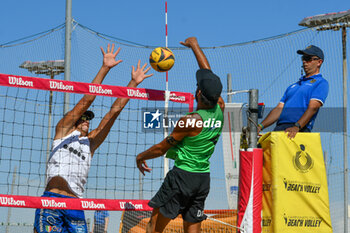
[258,45,329,139]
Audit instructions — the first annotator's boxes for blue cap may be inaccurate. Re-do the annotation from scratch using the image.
[297,45,324,60]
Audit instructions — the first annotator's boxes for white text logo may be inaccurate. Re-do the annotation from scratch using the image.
[41,199,67,208]
[127,89,149,98]
[119,201,143,210]
[8,76,33,87]
[89,85,113,95]
[81,201,106,209]
[177,118,222,129]
[50,81,74,91]
[169,93,186,102]
[0,197,26,206]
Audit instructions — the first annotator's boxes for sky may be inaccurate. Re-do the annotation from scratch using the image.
[0,0,348,47]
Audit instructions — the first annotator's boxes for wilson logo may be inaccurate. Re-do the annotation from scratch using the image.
[81,201,106,209]
[169,93,186,102]
[119,201,143,210]
[8,76,33,87]
[41,199,67,208]
[0,197,26,206]
[49,81,74,91]
[127,89,149,98]
[89,86,113,95]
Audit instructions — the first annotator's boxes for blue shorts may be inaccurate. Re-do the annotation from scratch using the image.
[34,191,87,233]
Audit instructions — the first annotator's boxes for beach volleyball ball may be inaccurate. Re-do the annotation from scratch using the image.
[149,47,175,72]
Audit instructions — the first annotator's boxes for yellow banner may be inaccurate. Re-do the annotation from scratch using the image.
[260,133,273,233]
[259,132,332,233]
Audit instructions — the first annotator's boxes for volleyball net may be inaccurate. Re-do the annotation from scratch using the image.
[0,72,238,232]
[0,72,193,201]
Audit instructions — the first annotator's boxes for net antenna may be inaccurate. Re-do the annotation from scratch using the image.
[163,1,170,177]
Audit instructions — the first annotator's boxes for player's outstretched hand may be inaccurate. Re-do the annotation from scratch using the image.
[100,44,123,69]
[136,155,152,176]
[180,37,198,48]
[131,60,153,85]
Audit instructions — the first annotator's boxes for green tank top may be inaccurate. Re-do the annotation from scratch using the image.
[166,104,224,173]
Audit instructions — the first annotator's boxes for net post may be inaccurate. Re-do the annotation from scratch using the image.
[248,89,258,148]
[45,74,54,184]
[227,73,232,103]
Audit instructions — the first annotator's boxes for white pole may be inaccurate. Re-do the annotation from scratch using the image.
[45,73,54,183]
[163,1,170,178]
[64,0,72,114]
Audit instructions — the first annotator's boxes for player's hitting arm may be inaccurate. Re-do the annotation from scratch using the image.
[180,37,225,111]
[89,61,153,154]
[136,115,199,175]
[184,38,211,70]
[55,44,122,139]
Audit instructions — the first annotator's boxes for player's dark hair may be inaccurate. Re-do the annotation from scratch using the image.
[199,93,217,108]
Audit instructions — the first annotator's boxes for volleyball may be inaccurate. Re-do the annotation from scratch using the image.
[149,47,175,72]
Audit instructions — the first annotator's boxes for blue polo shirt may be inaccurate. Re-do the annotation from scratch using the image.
[94,210,109,225]
[277,74,328,130]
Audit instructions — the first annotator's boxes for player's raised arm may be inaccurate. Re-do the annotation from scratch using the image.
[180,37,225,112]
[55,44,122,139]
[180,37,210,70]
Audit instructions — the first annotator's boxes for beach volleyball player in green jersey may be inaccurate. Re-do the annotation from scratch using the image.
[136,37,225,233]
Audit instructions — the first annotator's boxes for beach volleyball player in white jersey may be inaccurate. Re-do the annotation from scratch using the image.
[34,44,153,233]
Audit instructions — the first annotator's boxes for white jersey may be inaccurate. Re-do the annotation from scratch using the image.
[46,130,92,198]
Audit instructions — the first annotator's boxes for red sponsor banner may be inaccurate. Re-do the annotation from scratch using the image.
[0,73,194,111]
[0,194,153,211]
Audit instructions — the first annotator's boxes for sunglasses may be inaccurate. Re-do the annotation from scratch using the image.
[302,55,320,62]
